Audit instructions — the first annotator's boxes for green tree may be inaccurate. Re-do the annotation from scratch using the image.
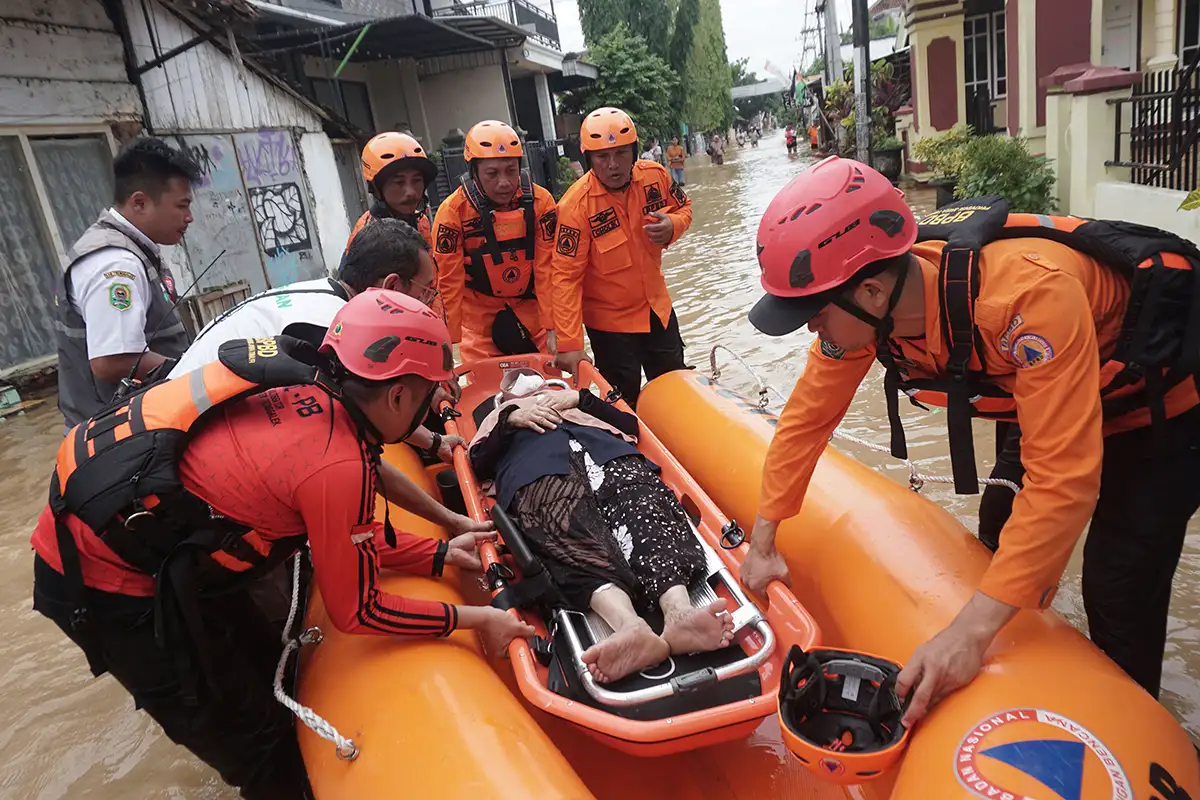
[579,0,673,57]
[558,25,679,142]
[839,14,898,44]
[680,0,733,131]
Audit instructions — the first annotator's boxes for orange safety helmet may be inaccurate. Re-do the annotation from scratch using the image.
[580,107,639,152]
[361,132,438,188]
[464,120,524,161]
[778,645,910,785]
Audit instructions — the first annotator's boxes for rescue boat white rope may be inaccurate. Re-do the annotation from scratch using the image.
[708,345,1020,494]
[273,553,359,760]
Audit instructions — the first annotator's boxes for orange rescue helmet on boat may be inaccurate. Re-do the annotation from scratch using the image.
[464,120,524,161]
[580,107,639,152]
[778,645,910,785]
[361,132,438,188]
[749,156,917,336]
[320,289,453,384]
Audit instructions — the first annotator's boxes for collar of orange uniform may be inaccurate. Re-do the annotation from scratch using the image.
[587,164,641,197]
[904,250,943,357]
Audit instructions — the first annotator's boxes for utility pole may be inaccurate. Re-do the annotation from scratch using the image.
[851,0,872,163]
[818,1,843,87]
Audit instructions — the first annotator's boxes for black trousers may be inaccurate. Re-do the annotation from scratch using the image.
[978,406,1200,697]
[33,557,309,799]
[586,310,686,410]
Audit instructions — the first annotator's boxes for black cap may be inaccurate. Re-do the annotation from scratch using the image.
[748,291,830,336]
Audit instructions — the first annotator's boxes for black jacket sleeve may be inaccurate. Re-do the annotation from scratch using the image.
[469,405,520,481]
[577,389,639,438]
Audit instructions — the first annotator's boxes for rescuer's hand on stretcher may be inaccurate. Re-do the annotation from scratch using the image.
[740,516,792,594]
[554,349,587,375]
[444,530,498,571]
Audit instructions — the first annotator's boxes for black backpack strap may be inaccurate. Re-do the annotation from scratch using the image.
[874,342,909,460]
[939,244,983,495]
[520,170,536,262]
[460,174,504,267]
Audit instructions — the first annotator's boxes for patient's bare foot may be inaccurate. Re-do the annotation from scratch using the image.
[661,599,735,655]
[581,621,670,683]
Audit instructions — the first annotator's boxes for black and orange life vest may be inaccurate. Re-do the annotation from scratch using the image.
[455,170,537,299]
[883,196,1200,494]
[49,335,341,584]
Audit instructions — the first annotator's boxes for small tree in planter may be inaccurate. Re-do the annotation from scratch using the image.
[955,134,1057,214]
[911,125,974,207]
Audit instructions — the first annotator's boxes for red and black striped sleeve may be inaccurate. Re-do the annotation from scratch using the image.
[295,458,456,637]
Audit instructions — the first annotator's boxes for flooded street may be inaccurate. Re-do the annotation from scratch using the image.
[0,131,1197,798]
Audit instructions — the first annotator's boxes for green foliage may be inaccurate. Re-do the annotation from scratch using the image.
[954,135,1057,214]
[1180,189,1200,211]
[875,134,903,150]
[839,15,898,44]
[910,125,974,180]
[558,25,679,143]
[554,157,580,200]
[805,54,825,76]
[679,0,733,131]
[580,0,674,58]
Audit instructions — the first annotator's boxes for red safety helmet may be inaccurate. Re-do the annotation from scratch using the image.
[778,645,910,785]
[320,289,453,384]
[749,156,916,336]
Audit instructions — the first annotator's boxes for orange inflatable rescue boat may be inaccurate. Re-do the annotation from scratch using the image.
[289,355,1200,799]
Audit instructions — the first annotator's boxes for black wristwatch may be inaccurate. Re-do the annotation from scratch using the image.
[425,432,443,458]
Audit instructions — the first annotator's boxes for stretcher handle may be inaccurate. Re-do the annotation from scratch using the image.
[440,401,534,664]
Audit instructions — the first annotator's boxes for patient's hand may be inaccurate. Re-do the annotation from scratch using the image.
[537,390,580,413]
[509,404,561,433]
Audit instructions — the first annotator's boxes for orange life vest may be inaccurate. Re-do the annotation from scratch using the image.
[451,170,539,299]
[888,196,1200,493]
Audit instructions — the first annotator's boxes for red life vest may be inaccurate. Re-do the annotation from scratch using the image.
[881,196,1200,494]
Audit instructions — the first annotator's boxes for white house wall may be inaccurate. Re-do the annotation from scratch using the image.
[420,64,512,145]
[123,0,324,133]
[0,0,140,125]
[299,132,351,275]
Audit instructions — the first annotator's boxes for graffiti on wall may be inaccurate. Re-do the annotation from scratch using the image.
[175,134,268,293]
[234,130,323,287]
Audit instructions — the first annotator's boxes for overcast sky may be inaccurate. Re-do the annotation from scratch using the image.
[550,0,858,78]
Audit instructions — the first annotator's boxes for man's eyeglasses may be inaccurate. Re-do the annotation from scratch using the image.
[409,278,438,306]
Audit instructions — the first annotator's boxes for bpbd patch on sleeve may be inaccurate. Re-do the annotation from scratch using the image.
[1010,333,1054,368]
[435,224,461,255]
[556,224,581,257]
[108,283,133,311]
[538,209,558,241]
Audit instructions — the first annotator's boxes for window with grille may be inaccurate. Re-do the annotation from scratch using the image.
[964,11,1007,100]
[1182,0,1200,68]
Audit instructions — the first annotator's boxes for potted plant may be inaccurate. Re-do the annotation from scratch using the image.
[954,134,1057,213]
[872,134,905,182]
[911,125,973,208]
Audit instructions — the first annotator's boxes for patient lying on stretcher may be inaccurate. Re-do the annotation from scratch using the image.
[469,369,734,683]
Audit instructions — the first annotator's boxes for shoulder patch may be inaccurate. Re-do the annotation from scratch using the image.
[670,181,688,206]
[108,283,132,311]
[556,224,581,257]
[998,313,1024,353]
[435,224,461,255]
[538,209,557,241]
[103,269,136,280]
[819,338,845,360]
[1011,333,1054,368]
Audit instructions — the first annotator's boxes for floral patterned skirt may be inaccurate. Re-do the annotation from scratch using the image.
[511,442,707,616]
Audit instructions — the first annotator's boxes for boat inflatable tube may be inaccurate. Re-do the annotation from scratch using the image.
[638,370,1200,799]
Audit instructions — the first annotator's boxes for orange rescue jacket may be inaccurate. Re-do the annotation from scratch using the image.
[431,176,557,343]
[551,160,693,350]
[759,237,1199,611]
[347,202,433,251]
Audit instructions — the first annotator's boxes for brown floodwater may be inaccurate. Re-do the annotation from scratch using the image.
[0,132,1195,798]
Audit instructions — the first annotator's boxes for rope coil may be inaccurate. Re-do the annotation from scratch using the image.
[273,553,359,760]
[711,347,1020,495]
